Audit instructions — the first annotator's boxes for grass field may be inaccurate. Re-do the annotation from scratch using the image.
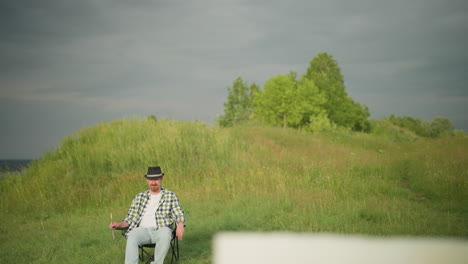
[1,118,466,263]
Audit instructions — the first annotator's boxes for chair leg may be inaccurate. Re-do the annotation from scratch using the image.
[175,237,179,260]
[170,236,180,264]
[139,246,143,262]
[139,245,154,264]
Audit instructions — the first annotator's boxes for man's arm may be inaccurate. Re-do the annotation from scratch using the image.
[109,220,129,230]
[171,192,185,240]
[176,220,185,240]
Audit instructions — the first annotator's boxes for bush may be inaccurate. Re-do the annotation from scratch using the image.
[453,129,466,137]
[386,115,455,138]
[429,117,455,138]
[305,114,334,132]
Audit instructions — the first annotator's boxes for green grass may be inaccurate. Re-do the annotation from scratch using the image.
[1,118,467,263]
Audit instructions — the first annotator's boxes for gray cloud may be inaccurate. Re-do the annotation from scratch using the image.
[1,0,467,158]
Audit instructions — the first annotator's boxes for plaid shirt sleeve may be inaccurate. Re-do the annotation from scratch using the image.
[155,189,185,227]
[122,191,149,238]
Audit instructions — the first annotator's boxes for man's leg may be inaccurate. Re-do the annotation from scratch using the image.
[150,227,173,264]
[125,227,152,264]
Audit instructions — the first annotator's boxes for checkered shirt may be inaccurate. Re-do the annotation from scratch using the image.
[122,187,185,238]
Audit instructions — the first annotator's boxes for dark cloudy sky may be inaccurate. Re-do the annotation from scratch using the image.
[1,0,467,159]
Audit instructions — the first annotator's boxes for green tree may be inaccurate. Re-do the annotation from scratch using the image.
[218,77,259,127]
[305,53,346,122]
[304,52,370,130]
[429,117,454,137]
[289,76,327,129]
[254,73,296,128]
[255,73,327,129]
[387,115,428,136]
[386,115,455,138]
[344,100,371,132]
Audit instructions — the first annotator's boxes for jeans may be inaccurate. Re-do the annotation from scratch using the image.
[125,226,172,264]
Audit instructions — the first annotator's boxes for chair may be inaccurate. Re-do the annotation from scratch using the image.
[139,227,180,264]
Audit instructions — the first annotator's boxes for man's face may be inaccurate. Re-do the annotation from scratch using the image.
[146,177,163,193]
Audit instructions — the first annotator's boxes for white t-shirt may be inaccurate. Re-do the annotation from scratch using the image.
[139,193,162,228]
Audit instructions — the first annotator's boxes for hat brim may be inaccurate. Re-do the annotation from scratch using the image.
[144,173,164,179]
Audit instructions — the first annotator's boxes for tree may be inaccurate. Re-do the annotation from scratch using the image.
[218,77,259,127]
[353,102,371,132]
[387,115,428,136]
[254,73,296,128]
[386,115,455,137]
[429,117,454,137]
[304,52,370,130]
[305,53,346,123]
[254,73,327,129]
[342,99,371,132]
[289,76,327,129]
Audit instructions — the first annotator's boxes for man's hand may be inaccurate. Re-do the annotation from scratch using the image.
[176,221,185,240]
[109,221,129,230]
[109,222,118,230]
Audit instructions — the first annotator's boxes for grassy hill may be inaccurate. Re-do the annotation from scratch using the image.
[1,118,467,263]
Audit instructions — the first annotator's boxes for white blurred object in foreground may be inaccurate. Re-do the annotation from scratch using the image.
[213,233,468,264]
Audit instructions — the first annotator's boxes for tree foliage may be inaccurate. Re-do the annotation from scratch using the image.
[290,76,328,130]
[254,73,296,128]
[254,72,327,129]
[218,77,259,127]
[304,52,370,131]
[429,117,455,137]
[219,52,371,132]
[387,115,455,138]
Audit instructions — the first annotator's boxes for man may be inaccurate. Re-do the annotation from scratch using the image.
[109,166,185,264]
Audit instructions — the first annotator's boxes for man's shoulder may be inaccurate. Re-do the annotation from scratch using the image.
[134,190,150,199]
[161,187,178,196]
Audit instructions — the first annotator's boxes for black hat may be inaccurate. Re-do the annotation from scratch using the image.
[144,166,165,179]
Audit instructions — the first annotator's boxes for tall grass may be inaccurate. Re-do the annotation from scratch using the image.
[1,118,466,263]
